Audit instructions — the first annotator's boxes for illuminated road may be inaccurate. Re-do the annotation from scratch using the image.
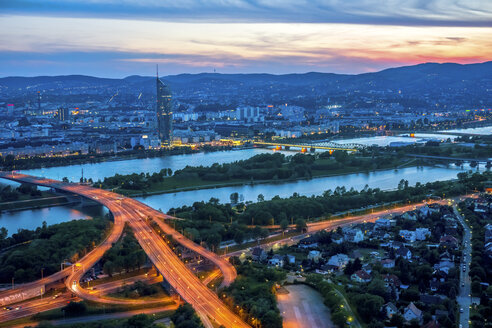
[0,293,77,323]
[0,173,248,328]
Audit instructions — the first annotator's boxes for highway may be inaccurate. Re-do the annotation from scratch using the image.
[0,292,77,323]
[0,173,248,328]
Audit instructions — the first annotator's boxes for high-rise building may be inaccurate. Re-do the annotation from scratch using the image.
[156,71,173,144]
[58,107,70,121]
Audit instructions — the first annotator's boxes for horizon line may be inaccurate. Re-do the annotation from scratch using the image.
[1,60,491,80]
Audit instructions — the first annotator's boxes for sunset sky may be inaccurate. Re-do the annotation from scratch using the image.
[1,0,491,77]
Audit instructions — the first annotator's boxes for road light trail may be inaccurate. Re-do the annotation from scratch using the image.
[0,173,249,328]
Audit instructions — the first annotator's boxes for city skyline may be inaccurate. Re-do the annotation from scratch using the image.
[0,0,491,77]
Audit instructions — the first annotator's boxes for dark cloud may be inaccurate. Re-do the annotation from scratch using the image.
[1,0,491,26]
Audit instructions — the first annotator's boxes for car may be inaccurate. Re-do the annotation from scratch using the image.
[460,308,464,313]
[14,306,21,310]
[462,282,465,287]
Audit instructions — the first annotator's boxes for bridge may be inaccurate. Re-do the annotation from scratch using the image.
[0,172,247,328]
[253,141,364,152]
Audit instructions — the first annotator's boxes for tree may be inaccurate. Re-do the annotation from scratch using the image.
[280,219,289,236]
[233,230,244,245]
[295,218,307,232]
[171,304,203,328]
[257,194,265,202]
[103,260,114,277]
[62,301,87,316]
[389,313,405,328]
[0,227,7,240]
[206,233,221,252]
[368,278,386,298]
[127,314,153,328]
[230,192,239,204]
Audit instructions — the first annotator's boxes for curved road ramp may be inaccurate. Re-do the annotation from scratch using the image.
[0,172,248,328]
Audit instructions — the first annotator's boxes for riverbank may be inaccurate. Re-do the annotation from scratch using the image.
[0,196,72,212]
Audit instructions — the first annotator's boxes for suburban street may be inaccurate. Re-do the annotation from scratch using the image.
[454,206,479,328]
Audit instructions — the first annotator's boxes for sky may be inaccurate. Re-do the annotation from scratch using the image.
[0,0,491,77]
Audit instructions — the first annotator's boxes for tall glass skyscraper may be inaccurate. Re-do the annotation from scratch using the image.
[156,75,173,144]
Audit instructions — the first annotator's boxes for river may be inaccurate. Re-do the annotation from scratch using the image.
[0,204,105,236]
[21,148,290,183]
[2,126,490,234]
[134,165,477,212]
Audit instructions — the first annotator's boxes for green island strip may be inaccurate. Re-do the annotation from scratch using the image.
[93,140,491,197]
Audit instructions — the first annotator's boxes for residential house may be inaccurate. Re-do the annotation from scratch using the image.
[268,254,284,267]
[396,247,412,260]
[415,228,431,241]
[399,230,416,242]
[484,242,492,260]
[308,250,322,263]
[383,274,401,289]
[343,228,364,243]
[286,254,296,265]
[351,270,371,283]
[331,233,343,244]
[382,302,398,319]
[420,205,431,217]
[375,218,392,229]
[327,254,350,270]
[251,247,266,262]
[298,236,318,249]
[371,230,389,241]
[403,302,423,323]
[402,212,417,221]
[440,235,459,249]
[380,259,395,268]
[485,224,492,243]
[428,204,441,213]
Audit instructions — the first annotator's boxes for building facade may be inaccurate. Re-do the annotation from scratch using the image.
[156,76,173,144]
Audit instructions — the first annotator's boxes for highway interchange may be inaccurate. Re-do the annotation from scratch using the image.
[0,172,479,328]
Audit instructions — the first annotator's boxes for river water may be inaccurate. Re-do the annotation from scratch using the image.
[1,126,489,234]
[0,204,105,236]
[134,165,475,212]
